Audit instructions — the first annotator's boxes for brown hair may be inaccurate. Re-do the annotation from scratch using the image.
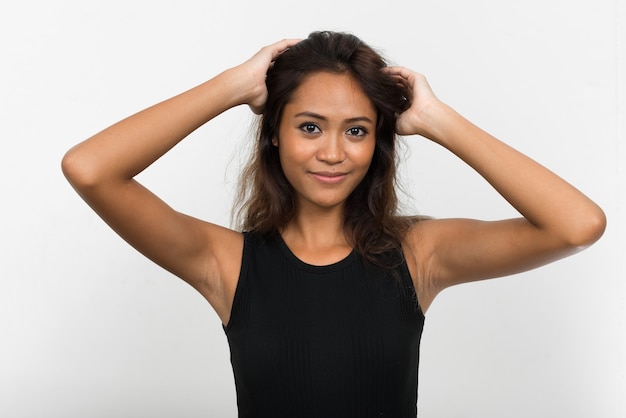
[235,31,419,266]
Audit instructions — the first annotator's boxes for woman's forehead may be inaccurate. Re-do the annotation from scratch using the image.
[285,72,376,121]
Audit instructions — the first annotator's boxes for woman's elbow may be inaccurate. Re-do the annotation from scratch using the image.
[61,146,100,191]
[569,205,607,249]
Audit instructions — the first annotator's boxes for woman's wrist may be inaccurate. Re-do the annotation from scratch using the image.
[217,64,266,111]
[411,101,459,145]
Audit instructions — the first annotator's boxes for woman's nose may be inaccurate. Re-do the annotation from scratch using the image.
[316,132,346,164]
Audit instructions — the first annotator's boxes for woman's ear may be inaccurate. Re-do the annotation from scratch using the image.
[272,138,278,146]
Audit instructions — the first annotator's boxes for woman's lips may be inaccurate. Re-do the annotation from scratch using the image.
[310,171,348,184]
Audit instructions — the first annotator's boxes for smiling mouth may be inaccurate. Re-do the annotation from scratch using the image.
[309,171,348,184]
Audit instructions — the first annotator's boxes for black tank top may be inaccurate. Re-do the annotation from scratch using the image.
[224,231,425,417]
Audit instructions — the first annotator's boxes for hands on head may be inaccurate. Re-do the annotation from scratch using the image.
[237,39,441,140]
[62,31,606,323]
[234,38,301,114]
[382,66,442,139]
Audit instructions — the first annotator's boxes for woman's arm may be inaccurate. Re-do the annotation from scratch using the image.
[61,39,300,324]
[386,67,606,312]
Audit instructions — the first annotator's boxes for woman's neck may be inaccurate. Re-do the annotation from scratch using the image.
[280,205,352,265]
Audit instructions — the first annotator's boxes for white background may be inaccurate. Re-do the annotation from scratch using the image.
[1,1,624,417]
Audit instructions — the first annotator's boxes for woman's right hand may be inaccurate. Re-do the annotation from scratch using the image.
[61,37,299,325]
[232,38,301,114]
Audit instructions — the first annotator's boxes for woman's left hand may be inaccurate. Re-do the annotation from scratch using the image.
[383,66,443,139]
[391,66,606,313]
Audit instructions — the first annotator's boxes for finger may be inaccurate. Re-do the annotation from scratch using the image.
[387,74,413,97]
[248,103,265,115]
[386,66,426,89]
[268,38,302,61]
[383,65,415,78]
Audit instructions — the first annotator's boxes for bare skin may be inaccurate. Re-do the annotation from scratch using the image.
[383,66,606,311]
[277,71,378,266]
[62,39,606,326]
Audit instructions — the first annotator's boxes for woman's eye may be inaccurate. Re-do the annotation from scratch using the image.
[300,123,320,134]
[347,127,367,137]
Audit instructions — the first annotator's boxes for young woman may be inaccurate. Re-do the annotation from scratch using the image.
[62,31,606,417]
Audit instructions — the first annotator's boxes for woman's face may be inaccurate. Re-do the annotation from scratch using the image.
[276,71,377,213]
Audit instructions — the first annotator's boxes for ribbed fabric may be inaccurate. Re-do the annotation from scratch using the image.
[224,231,425,418]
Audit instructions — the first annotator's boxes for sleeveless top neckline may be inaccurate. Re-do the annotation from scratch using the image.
[275,232,359,273]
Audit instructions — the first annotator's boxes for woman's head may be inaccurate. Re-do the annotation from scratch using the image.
[237,31,413,260]
[263,31,408,144]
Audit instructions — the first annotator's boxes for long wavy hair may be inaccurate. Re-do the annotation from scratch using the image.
[235,31,420,266]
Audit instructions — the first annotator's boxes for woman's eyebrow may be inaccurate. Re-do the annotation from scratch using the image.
[294,111,374,124]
